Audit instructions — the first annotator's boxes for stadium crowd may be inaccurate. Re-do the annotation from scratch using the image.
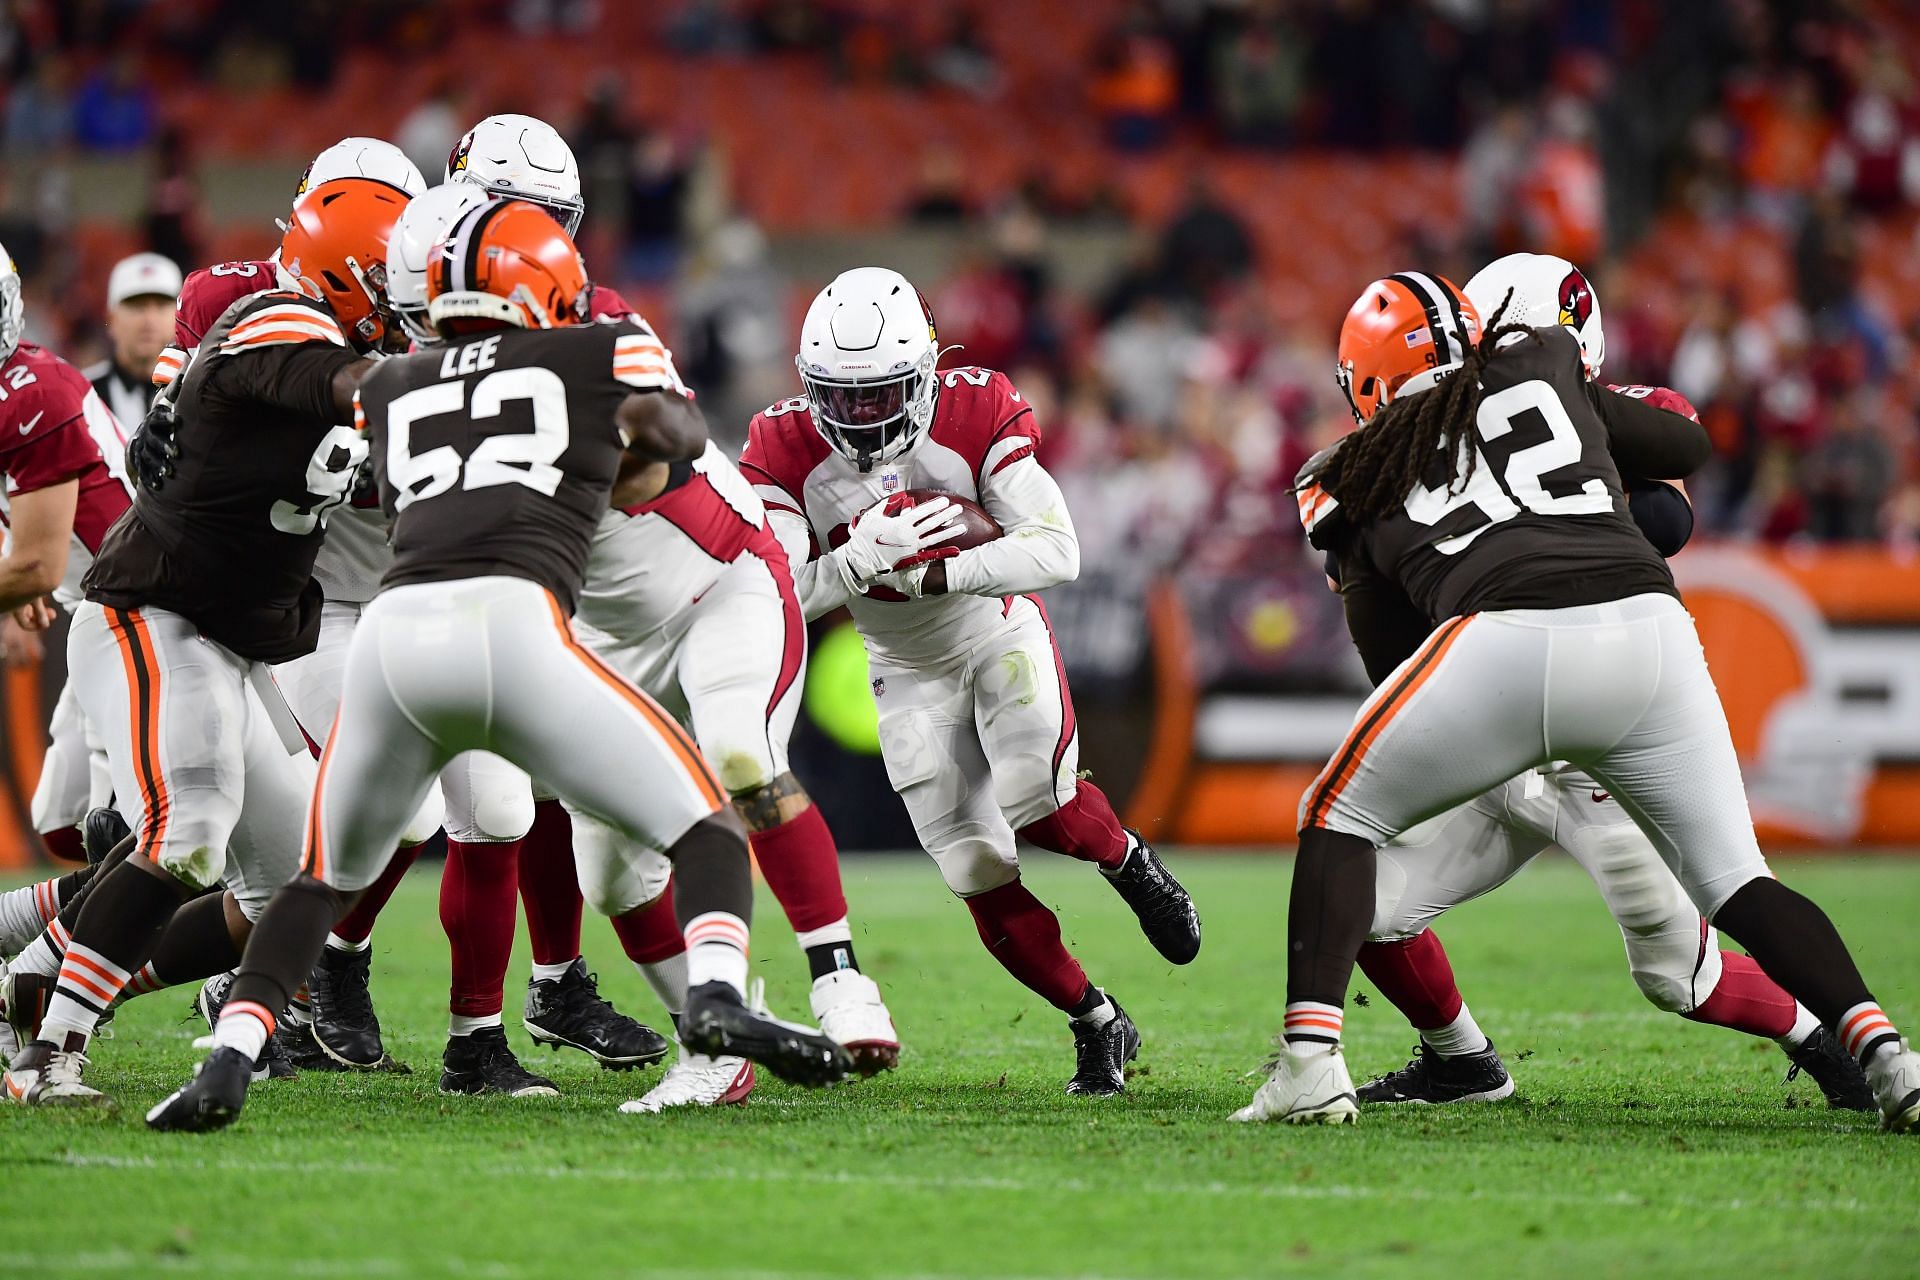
[2,0,1916,565]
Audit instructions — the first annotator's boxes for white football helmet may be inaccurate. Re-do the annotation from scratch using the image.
[296,137,426,202]
[0,241,22,363]
[1464,252,1606,380]
[446,114,583,237]
[796,267,940,472]
[387,183,497,346]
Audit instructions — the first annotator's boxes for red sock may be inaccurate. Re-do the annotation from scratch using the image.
[750,804,848,933]
[331,843,423,945]
[610,877,686,964]
[964,879,1092,1011]
[41,827,85,864]
[1684,951,1798,1039]
[518,800,583,966]
[1015,780,1128,870]
[1357,931,1465,1030]
[441,838,521,1018]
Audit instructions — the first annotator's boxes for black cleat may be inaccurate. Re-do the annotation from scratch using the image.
[1357,1042,1516,1104]
[680,981,850,1088]
[309,945,391,1069]
[1101,832,1201,965]
[1065,996,1141,1096]
[1787,1025,1875,1111]
[524,958,671,1071]
[191,973,300,1081]
[276,1019,350,1073]
[146,1047,254,1132]
[439,1026,561,1097]
[80,806,131,866]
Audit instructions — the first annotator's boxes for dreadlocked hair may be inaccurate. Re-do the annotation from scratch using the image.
[1313,294,1532,524]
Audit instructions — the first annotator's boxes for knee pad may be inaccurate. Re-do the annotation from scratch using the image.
[445,779,535,843]
[571,814,673,916]
[1573,823,1688,938]
[993,753,1071,831]
[932,825,1021,898]
[1628,933,1708,1014]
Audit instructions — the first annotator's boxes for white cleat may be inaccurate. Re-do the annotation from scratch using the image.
[619,1047,754,1113]
[1867,1038,1920,1133]
[809,970,899,1076]
[1230,1044,1360,1125]
[3,1040,112,1108]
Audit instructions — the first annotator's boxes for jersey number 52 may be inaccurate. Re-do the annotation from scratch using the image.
[384,368,569,512]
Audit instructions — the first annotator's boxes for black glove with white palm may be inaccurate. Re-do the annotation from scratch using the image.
[829,494,963,597]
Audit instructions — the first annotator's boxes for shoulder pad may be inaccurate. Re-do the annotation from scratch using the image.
[0,346,93,429]
[1294,440,1347,545]
[214,292,346,355]
[929,367,1036,470]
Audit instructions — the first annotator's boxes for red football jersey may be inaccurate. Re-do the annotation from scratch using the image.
[0,342,133,570]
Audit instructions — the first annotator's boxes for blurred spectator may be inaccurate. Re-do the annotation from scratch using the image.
[926,7,1001,100]
[1824,46,1920,214]
[1098,295,1202,432]
[905,146,971,224]
[398,82,464,182]
[142,127,203,270]
[1157,177,1254,309]
[1090,7,1179,152]
[1459,103,1535,260]
[623,127,690,284]
[1804,390,1892,541]
[1211,4,1304,148]
[72,50,153,150]
[1517,96,1603,264]
[4,55,73,152]
[677,218,790,444]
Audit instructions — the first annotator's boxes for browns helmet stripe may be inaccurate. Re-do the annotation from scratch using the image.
[1389,272,1469,367]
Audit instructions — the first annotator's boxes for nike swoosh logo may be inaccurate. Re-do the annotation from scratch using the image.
[17,410,43,435]
[1591,789,1611,803]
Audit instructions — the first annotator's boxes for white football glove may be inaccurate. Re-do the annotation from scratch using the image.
[832,496,964,595]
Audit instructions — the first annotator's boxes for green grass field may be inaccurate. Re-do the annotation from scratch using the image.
[3,852,1916,1279]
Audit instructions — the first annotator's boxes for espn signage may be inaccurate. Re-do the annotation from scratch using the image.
[1129,544,1920,847]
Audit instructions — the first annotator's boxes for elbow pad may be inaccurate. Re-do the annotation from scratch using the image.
[1627,481,1695,558]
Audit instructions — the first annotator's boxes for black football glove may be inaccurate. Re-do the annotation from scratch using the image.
[126,395,182,493]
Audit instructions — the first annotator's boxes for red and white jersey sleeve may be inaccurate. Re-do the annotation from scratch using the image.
[575,441,783,643]
[0,344,134,605]
[1607,383,1702,424]
[155,258,278,388]
[738,367,1074,668]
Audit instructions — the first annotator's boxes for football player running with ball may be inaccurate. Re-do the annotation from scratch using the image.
[149,202,848,1132]
[741,267,1201,1096]
[1235,271,1920,1131]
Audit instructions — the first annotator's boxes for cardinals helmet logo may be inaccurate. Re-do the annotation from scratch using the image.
[449,133,474,175]
[1558,268,1594,329]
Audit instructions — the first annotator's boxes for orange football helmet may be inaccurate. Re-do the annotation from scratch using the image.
[278,177,411,352]
[1336,272,1481,424]
[425,199,590,337]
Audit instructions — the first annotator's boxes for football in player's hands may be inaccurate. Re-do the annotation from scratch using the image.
[886,489,1002,566]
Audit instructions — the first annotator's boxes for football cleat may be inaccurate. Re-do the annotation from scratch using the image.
[145,1047,254,1132]
[523,958,670,1070]
[680,981,850,1088]
[1866,1038,1920,1133]
[309,945,394,1069]
[809,969,900,1076]
[4,1039,110,1108]
[619,1048,755,1114]
[276,1019,350,1073]
[1065,996,1140,1096]
[439,1026,560,1098]
[1101,832,1201,965]
[1785,1026,1875,1111]
[192,972,305,1081]
[1231,1043,1360,1124]
[1356,1042,1516,1105]
[80,806,131,865]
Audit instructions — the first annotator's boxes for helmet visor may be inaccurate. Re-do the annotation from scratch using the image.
[509,192,584,239]
[801,368,923,467]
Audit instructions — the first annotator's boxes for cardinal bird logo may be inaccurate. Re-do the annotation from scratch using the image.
[1558,268,1594,329]
[449,134,474,175]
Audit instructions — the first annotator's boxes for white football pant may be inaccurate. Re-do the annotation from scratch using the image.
[31,680,112,835]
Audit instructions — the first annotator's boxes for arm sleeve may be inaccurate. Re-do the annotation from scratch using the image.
[769,506,852,620]
[1338,550,1436,687]
[1625,480,1696,557]
[216,342,361,425]
[940,454,1080,597]
[1590,383,1712,480]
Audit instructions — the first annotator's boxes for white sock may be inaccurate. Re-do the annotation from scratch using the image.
[1283,1001,1344,1056]
[1070,991,1116,1029]
[14,929,64,978]
[794,919,852,951]
[325,932,371,954]
[449,1012,502,1037]
[640,952,688,1018]
[684,912,750,998]
[529,959,575,984]
[211,1002,274,1062]
[1775,1002,1821,1051]
[1419,1005,1490,1058]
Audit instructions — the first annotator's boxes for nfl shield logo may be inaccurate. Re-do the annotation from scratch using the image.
[880,471,900,494]
[871,677,886,698]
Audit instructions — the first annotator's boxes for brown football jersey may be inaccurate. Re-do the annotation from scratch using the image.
[83,291,363,662]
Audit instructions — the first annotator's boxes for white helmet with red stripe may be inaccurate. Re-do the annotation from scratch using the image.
[0,240,22,362]
[1465,252,1606,380]
[796,266,941,473]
